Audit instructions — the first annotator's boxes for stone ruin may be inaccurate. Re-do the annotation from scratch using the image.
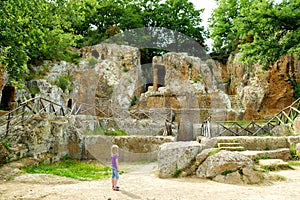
[158,135,300,184]
[1,43,300,184]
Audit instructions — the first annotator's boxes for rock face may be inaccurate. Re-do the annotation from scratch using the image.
[0,141,9,164]
[112,136,174,153]
[196,150,263,184]
[0,112,175,165]
[1,43,298,139]
[227,54,299,120]
[157,141,203,178]
[84,135,174,164]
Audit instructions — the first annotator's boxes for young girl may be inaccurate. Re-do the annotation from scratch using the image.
[111,144,120,191]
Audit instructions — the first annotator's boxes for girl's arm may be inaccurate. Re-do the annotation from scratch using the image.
[116,158,120,171]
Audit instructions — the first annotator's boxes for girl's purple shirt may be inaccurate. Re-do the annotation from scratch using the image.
[111,154,118,169]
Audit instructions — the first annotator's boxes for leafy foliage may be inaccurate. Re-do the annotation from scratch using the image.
[0,0,206,86]
[0,0,81,85]
[209,0,300,66]
[209,0,251,63]
[234,0,300,67]
[55,75,72,92]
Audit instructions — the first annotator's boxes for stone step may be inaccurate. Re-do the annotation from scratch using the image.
[239,148,291,161]
[259,159,289,167]
[218,142,241,148]
[258,159,291,170]
[219,146,245,151]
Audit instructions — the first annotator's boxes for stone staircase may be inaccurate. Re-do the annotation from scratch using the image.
[216,139,293,170]
[217,142,245,151]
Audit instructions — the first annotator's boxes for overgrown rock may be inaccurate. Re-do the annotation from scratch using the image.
[0,141,9,165]
[296,143,300,158]
[196,150,263,184]
[158,141,203,178]
[195,148,218,165]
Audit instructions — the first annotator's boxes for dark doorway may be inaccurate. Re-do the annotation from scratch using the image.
[156,65,166,88]
[0,86,16,110]
[67,99,72,109]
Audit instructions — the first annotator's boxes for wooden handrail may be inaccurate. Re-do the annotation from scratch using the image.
[0,97,68,138]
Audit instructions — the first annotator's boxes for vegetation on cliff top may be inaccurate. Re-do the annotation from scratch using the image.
[209,0,300,66]
[0,0,299,86]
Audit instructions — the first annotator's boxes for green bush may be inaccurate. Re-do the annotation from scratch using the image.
[294,81,300,99]
[55,75,72,92]
[290,145,299,160]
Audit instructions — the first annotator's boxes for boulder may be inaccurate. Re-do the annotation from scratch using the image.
[158,141,203,178]
[196,150,263,184]
[293,117,300,134]
[195,148,218,165]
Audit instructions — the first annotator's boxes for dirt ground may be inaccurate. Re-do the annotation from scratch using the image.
[1,161,300,200]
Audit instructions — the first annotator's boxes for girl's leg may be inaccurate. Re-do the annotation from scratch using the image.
[112,178,116,188]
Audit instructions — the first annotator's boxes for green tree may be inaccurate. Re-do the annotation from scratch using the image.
[76,0,144,47]
[209,0,300,66]
[0,0,81,86]
[132,0,206,60]
[209,0,251,63]
[234,0,300,67]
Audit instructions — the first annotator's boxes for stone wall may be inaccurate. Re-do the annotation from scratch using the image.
[0,113,175,165]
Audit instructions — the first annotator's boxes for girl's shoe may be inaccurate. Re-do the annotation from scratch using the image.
[113,187,119,191]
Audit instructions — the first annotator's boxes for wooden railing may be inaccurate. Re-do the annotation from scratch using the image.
[0,97,68,138]
[215,98,300,137]
[71,100,174,124]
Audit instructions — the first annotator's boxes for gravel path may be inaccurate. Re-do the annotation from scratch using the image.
[1,162,300,200]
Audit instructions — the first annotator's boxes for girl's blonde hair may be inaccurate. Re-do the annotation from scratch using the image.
[111,145,119,155]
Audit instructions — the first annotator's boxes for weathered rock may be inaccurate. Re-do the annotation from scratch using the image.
[296,143,300,158]
[213,171,244,185]
[84,135,174,163]
[239,76,268,120]
[158,141,203,178]
[0,141,9,165]
[240,148,292,161]
[112,136,175,153]
[229,54,297,120]
[216,136,290,150]
[195,148,218,165]
[197,137,218,149]
[271,124,293,136]
[197,150,264,184]
[242,166,263,184]
[287,136,300,147]
[27,80,67,111]
[196,150,253,179]
[293,117,300,134]
[258,159,289,169]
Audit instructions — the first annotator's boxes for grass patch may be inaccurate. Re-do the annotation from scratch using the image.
[208,148,220,156]
[288,161,300,166]
[290,145,299,160]
[261,165,293,172]
[221,169,235,175]
[253,155,270,164]
[173,169,183,178]
[22,159,111,181]
[269,174,287,182]
[84,127,128,136]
